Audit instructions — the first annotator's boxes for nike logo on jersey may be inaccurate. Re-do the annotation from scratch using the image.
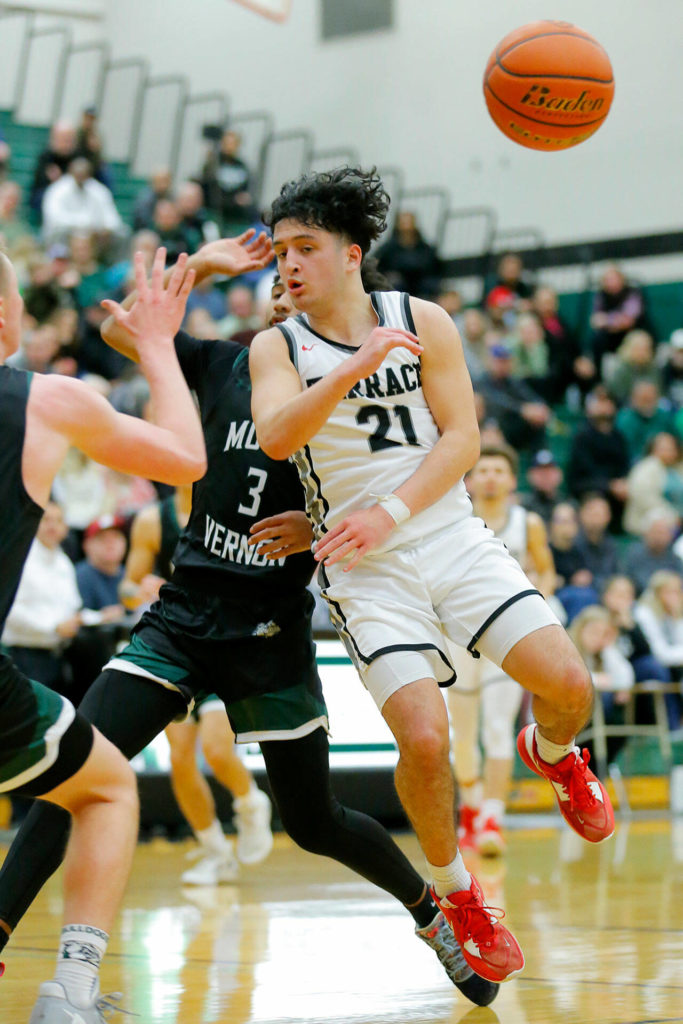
[301,344,316,351]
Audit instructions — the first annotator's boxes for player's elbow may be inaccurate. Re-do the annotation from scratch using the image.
[168,449,207,484]
[254,421,294,461]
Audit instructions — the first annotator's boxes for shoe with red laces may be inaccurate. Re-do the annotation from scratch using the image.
[431,877,524,983]
[458,805,479,852]
[476,817,506,857]
[517,724,614,843]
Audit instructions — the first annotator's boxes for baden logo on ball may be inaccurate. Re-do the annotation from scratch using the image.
[483,20,615,151]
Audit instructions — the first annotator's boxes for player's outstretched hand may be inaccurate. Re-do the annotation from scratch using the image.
[101,248,195,351]
[248,510,313,559]
[313,505,395,571]
[198,229,274,279]
[348,326,423,381]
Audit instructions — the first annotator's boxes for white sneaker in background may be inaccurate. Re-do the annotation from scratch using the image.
[234,788,273,865]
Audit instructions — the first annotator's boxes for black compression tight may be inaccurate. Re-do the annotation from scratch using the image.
[0,670,427,937]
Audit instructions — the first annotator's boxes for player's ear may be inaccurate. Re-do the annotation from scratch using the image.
[346,243,363,273]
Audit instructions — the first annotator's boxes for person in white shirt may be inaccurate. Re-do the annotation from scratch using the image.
[3,501,82,693]
[42,157,125,249]
[634,571,683,727]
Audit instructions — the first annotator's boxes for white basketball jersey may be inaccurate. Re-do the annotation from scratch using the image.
[278,291,472,549]
[495,503,529,569]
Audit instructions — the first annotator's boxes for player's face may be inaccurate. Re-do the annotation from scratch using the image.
[272,220,349,311]
[468,456,516,501]
[266,281,295,327]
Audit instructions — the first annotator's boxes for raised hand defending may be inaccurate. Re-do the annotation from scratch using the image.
[101,248,195,354]
[198,229,274,278]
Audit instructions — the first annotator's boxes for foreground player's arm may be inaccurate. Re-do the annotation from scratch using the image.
[101,230,274,361]
[315,302,480,569]
[27,250,206,500]
[250,326,423,460]
[119,504,166,609]
[525,511,557,598]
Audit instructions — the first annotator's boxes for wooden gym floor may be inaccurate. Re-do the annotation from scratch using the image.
[1,815,682,1024]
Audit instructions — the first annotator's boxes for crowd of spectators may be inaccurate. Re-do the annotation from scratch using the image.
[1,111,682,766]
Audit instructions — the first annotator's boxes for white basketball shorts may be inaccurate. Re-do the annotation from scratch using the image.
[319,514,561,709]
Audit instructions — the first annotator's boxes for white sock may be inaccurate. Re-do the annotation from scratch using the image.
[54,925,108,1008]
[429,853,472,898]
[234,782,261,811]
[460,780,482,810]
[535,728,576,766]
[479,798,505,824]
[195,819,231,855]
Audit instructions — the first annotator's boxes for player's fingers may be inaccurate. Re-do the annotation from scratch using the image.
[100,299,126,324]
[177,267,196,303]
[247,526,281,544]
[149,247,166,296]
[343,547,367,572]
[235,227,256,247]
[133,251,150,301]
[167,252,188,298]
[321,536,357,567]
[250,514,284,533]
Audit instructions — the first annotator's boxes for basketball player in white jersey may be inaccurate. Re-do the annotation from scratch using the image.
[249,167,614,985]
[449,446,557,857]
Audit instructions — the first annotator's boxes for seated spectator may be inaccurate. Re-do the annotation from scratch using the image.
[521,449,564,522]
[485,251,533,314]
[548,500,586,589]
[622,510,683,595]
[615,380,679,462]
[376,210,441,297]
[569,604,635,768]
[201,128,256,228]
[76,515,128,613]
[589,264,646,373]
[605,329,662,406]
[42,157,125,252]
[603,575,671,686]
[458,307,492,382]
[508,311,550,393]
[53,449,109,554]
[476,343,550,452]
[661,328,683,408]
[132,167,173,231]
[74,106,113,190]
[574,492,623,593]
[485,283,518,333]
[30,119,77,213]
[176,179,220,251]
[217,283,261,341]
[2,501,82,694]
[565,386,630,524]
[22,249,75,321]
[0,181,34,250]
[151,198,192,264]
[435,287,463,322]
[7,322,61,374]
[184,275,227,324]
[532,284,596,401]
[623,432,683,535]
[634,570,683,726]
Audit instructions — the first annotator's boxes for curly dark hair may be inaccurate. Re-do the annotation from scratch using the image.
[266,166,390,256]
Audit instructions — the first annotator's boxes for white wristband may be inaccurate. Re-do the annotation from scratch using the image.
[372,493,411,526]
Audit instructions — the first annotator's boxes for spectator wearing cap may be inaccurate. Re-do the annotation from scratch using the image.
[565,386,630,528]
[623,432,683,536]
[76,515,128,612]
[521,449,565,522]
[476,342,550,453]
[661,329,683,408]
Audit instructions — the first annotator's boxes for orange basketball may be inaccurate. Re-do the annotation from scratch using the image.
[483,20,614,151]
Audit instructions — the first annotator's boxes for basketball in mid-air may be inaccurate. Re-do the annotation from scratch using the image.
[483,20,614,151]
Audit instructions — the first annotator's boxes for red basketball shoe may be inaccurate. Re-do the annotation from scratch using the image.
[458,805,479,852]
[517,724,614,843]
[476,817,506,857]
[431,877,524,983]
